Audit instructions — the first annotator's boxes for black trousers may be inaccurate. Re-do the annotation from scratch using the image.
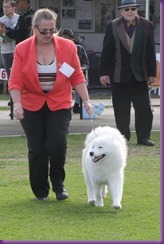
[20,103,72,197]
[111,78,153,142]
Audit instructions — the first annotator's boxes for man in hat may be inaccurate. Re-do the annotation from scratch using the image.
[60,28,89,114]
[100,0,156,146]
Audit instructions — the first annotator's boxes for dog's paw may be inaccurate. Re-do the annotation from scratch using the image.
[89,200,95,206]
[95,200,104,207]
[112,204,122,209]
[95,203,104,207]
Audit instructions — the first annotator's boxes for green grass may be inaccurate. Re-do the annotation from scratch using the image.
[0,132,160,241]
[0,94,10,101]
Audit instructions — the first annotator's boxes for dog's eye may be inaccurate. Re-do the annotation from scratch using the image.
[99,146,102,149]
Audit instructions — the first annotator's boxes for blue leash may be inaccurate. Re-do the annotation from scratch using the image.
[89,116,95,131]
[89,116,97,136]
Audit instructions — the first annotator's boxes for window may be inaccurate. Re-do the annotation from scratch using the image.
[60,0,95,32]
[77,0,95,32]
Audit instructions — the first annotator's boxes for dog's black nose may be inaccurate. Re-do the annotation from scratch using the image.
[90,151,94,156]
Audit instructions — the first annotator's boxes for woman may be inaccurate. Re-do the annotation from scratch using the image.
[8,8,93,201]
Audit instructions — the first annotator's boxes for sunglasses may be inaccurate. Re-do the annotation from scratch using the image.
[124,7,137,12]
[36,26,56,35]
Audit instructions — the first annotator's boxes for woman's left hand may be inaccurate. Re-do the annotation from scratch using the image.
[84,100,94,115]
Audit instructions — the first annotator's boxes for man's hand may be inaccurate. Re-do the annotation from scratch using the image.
[147,77,156,86]
[100,75,110,87]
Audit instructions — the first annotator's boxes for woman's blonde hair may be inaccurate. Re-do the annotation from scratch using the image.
[32,8,57,28]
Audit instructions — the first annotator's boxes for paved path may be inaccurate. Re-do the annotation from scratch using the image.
[0,98,160,136]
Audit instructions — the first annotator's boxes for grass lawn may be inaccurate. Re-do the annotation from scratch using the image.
[0,132,160,241]
[0,94,10,101]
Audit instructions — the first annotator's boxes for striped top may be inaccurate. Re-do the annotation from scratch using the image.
[37,60,56,92]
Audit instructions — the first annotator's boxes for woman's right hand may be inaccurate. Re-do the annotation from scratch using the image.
[13,103,24,120]
[84,100,94,115]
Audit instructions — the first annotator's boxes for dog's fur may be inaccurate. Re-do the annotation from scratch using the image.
[82,126,127,208]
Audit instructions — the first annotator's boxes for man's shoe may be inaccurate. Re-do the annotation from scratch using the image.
[138,138,154,146]
[56,188,69,201]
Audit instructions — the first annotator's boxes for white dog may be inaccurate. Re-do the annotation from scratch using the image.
[82,126,127,209]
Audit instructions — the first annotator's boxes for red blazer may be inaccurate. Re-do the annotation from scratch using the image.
[8,35,86,111]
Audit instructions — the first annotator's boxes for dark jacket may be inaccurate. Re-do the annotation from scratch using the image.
[100,16,156,83]
[76,44,89,70]
[6,7,34,44]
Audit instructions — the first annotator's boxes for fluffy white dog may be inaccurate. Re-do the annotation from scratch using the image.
[82,126,127,209]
